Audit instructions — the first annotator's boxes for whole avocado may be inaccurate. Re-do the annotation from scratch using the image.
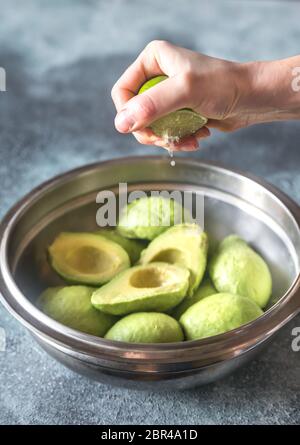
[209,235,272,308]
[180,292,263,340]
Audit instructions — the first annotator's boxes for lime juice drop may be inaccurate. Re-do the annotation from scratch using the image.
[168,149,176,167]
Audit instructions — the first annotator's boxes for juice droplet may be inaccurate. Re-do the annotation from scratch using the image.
[168,149,176,167]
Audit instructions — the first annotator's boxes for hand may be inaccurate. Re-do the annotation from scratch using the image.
[111,40,300,151]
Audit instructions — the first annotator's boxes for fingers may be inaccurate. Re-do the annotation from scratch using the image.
[133,129,162,145]
[112,40,194,102]
[111,40,167,112]
[111,87,134,113]
[111,40,212,150]
[132,125,211,152]
[165,126,210,152]
[194,126,211,139]
[114,74,193,133]
[168,136,199,152]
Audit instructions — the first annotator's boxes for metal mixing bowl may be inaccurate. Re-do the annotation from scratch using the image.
[1,156,300,390]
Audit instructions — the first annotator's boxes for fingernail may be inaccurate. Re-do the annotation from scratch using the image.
[115,109,136,133]
[181,142,199,151]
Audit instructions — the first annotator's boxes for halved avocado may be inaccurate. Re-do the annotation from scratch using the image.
[48,232,130,285]
[93,229,144,264]
[118,196,190,240]
[38,286,117,336]
[139,224,208,296]
[91,262,190,315]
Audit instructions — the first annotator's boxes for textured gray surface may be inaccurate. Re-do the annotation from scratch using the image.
[0,0,300,425]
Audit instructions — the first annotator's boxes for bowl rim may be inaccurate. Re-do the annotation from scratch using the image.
[1,155,300,365]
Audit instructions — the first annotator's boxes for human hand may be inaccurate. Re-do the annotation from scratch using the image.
[111,41,300,151]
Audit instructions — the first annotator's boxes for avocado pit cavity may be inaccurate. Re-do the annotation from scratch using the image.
[66,246,112,274]
[130,266,173,288]
[149,248,185,264]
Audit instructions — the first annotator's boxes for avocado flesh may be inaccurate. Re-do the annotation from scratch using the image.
[139,224,208,296]
[118,196,190,241]
[48,232,130,285]
[105,312,184,343]
[38,286,117,336]
[91,262,190,315]
[172,278,216,320]
[180,292,263,340]
[93,229,144,264]
[209,235,272,308]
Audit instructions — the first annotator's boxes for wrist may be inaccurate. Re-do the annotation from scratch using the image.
[238,59,300,121]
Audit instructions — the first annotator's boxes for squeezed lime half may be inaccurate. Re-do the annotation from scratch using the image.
[138,75,207,143]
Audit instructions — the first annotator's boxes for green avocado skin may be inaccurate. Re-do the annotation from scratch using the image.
[38,286,117,336]
[92,288,187,316]
[93,229,144,264]
[118,196,188,241]
[180,292,263,340]
[209,235,272,308]
[172,278,216,320]
[105,312,184,343]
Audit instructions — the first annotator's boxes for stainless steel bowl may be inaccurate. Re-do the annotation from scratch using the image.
[1,156,300,390]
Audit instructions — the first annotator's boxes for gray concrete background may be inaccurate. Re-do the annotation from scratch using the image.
[0,0,300,425]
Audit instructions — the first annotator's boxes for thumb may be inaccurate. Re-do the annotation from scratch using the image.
[114,75,191,133]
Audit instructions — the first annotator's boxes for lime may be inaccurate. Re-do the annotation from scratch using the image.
[105,312,184,343]
[138,75,207,142]
[138,75,168,93]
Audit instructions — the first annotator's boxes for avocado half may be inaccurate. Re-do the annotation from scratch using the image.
[139,223,208,296]
[38,286,117,336]
[91,262,190,315]
[48,232,130,285]
[209,235,272,308]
